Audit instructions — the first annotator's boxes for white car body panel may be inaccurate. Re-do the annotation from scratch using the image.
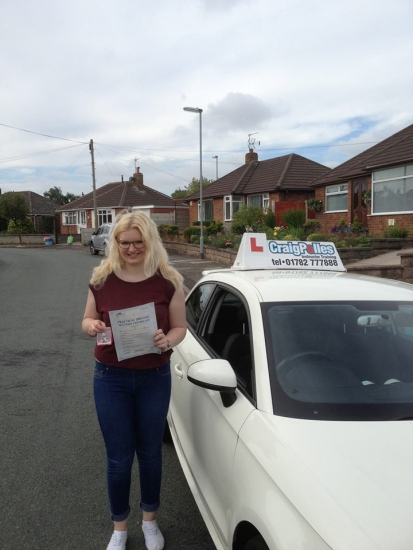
[235,413,413,550]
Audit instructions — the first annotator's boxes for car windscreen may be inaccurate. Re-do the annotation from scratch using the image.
[263,301,413,421]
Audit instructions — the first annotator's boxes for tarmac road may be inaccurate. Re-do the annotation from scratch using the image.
[0,246,216,550]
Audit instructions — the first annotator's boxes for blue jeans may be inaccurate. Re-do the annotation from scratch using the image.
[93,360,171,521]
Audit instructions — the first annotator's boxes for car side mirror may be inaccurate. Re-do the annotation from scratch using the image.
[187,359,237,407]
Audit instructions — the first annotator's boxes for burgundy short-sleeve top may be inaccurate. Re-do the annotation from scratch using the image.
[89,272,175,369]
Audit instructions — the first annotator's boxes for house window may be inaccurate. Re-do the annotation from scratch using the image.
[64,212,77,225]
[79,211,86,225]
[325,184,348,212]
[198,200,213,222]
[224,195,243,221]
[98,209,113,225]
[372,164,413,214]
[247,194,269,209]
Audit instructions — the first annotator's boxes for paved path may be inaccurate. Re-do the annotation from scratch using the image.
[345,248,413,268]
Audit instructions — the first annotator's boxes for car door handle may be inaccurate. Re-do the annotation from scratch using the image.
[173,363,184,379]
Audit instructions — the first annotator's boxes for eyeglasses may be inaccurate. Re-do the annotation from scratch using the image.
[117,239,145,250]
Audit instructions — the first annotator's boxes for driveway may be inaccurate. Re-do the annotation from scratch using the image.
[0,247,214,550]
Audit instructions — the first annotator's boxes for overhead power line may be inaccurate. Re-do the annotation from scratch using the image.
[0,143,85,164]
[0,121,379,156]
[0,122,88,144]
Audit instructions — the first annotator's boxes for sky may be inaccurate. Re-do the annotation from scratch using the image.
[0,0,412,199]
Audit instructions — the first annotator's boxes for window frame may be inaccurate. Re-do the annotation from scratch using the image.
[371,164,413,215]
[98,209,113,226]
[64,212,77,225]
[247,193,269,209]
[198,199,213,223]
[325,184,348,212]
[224,195,244,221]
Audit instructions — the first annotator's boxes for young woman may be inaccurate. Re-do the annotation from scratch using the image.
[82,211,186,550]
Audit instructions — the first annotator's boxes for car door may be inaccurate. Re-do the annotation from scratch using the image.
[169,283,216,468]
[94,226,105,249]
[170,283,256,547]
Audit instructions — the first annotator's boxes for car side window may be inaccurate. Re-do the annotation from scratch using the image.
[186,284,215,331]
[204,289,254,398]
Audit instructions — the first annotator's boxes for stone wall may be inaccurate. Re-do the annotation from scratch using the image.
[0,234,54,245]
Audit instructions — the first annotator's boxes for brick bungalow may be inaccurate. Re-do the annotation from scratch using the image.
[0,189,58,233]
[310,123,413,236]
[184,149,331,227]
[57,168,189,235]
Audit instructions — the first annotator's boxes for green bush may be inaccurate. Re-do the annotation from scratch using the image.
[183,226,201,241]
[303,219,321,237]
[330,235,372,248]
[7,218,35,234]
[307,233,329,241]
[193,220,213,227]
[383,225,409,238]
[232,205,266,235]
[158,224,179,236]
[281,208,306,229]
[206,221,224,236]
[281,226,305,240]
[264,208,276,229]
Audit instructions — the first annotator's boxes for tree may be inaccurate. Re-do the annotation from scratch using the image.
[43,186,80,205]
[65,192,80,203]
[171,177,214,199]
[0,192,30,244]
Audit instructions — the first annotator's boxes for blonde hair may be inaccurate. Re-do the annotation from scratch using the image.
[90,211,184,289]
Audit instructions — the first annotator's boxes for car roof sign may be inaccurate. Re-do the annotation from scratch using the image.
[232,233,346,272]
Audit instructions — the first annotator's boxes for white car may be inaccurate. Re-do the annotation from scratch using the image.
[90,223,113,255]
[167,233,413,550]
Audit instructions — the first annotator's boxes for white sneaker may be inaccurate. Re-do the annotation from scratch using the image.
[106,530,127,550]
[142,520,164,550]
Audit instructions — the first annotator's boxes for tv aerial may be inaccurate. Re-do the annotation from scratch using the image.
[248,132,260,150]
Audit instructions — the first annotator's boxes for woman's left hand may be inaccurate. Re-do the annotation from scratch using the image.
[153,329,170,352]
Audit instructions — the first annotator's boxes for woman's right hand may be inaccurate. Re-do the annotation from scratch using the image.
[87,319,106,337]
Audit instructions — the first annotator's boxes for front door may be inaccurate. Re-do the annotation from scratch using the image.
[352,177,368,226]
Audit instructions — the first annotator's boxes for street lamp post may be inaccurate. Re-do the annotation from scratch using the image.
[183,106,204,259]
[212,155,218,180]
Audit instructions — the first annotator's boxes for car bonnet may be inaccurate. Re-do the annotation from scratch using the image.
[239,412,413,550]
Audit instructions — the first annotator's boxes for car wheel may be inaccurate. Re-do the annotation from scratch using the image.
[90,243,99,255]
[244,535,269,550]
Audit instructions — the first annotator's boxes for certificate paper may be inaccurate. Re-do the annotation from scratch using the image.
[109,302,161,361]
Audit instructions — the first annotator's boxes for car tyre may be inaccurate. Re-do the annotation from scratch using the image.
[90,243,99,255]
[244,535,269,550]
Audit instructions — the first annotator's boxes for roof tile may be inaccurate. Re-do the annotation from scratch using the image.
[186,153,330,199]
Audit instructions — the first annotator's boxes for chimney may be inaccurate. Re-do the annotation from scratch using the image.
[133,167,144,190]
[245,148,258,163]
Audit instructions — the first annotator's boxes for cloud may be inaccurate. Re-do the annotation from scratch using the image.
[206,93,277,134]
[0,0,412,199]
